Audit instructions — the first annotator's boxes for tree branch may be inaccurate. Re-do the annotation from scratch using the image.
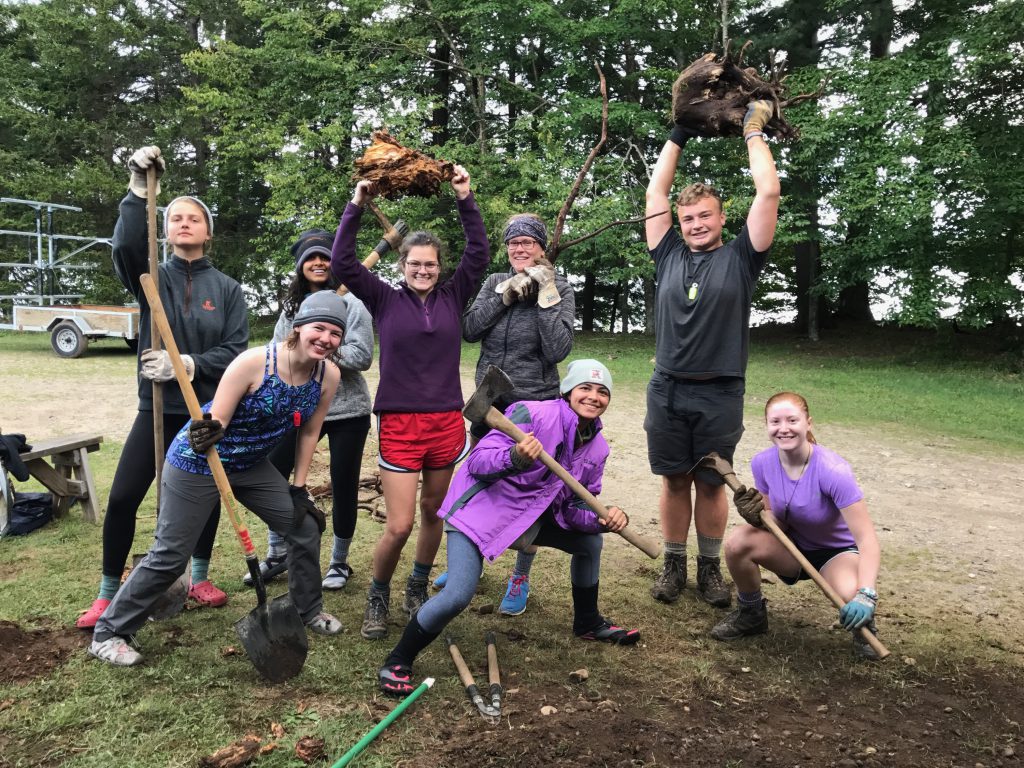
[556,211,668,251]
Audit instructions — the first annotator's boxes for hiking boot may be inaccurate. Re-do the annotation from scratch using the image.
[242,554,288,586]
[852,620,881,661]
[305,612,343,636]
[379,663,415,696]
[696,555,732,608]
[710,598,768,641]
[76,598,111,630]
[499,573,530,616]
[188,580,228,607]
[650,552,686,603]
[89,636,142,666]
[403,575,430,618]
[431,570,448,591]
[322,563,354,591]
[361,590,390,640]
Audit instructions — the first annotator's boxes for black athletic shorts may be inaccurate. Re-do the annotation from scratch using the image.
[779,545,859,585]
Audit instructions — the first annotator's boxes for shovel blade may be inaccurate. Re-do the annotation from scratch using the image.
[234,593,308,683]
[133,554,189,621]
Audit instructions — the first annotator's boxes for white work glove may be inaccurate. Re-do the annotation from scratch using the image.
[127,146,166,198]
[140,348,193,382]
[495,272,536,306]
[524,257,561,308]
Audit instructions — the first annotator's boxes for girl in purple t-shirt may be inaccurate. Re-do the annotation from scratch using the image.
[710,392,882,659]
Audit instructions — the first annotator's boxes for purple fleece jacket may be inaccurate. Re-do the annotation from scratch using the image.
[330,194,490,413]
[438,398,608,561]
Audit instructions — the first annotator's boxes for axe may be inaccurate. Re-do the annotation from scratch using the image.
[696,452,890,660]
[463,366,661,559]
[336,201,408,297]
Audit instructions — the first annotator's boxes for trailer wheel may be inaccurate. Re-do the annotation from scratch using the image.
[51,322,87,358]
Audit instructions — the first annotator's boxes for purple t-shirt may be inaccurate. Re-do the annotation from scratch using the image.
[750,444,863,550]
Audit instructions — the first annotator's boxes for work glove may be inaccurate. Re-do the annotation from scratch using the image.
[668,123,701,148]
[839,588,877,630]
[733,485,766,528]
[140,348,194,382]
[742,100,773,139]
[524,257,561,308]
[188,413,224,454]
[495,272,536,306]
[127,146,166,198]
[290,485,326,534]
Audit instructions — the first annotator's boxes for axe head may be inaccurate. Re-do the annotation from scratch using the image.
[463,365,514,423]
[692,451,734,478]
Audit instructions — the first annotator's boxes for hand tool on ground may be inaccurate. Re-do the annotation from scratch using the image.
[696,451,890,660]
[336,202,408,297]
[446,635,500,719]
[146,165,164,511]
[329,677,434,767]
[132,552,188,620]
[463,365,661,559]
[140,273,309,682]
[485,630,503,717]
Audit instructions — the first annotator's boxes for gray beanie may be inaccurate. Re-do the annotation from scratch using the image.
[293,291,347,332]
[560,359,612,395]
[291,228,334,271]
[164,196,214,236]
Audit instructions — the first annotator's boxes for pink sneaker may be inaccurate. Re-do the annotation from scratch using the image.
[188,580,228,607]
[76,598,111,629]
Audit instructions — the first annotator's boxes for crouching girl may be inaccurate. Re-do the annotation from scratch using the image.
[378,359,639,695]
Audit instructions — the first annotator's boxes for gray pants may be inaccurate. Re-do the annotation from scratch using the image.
[95,461,323,641]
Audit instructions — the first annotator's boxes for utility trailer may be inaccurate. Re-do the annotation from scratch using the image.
[8,303,140,358]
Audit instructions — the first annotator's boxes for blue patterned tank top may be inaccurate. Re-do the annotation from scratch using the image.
[168,344,325,475]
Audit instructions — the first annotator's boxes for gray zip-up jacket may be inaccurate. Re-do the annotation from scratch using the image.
[272,292,374,421]
[462,270,575,401]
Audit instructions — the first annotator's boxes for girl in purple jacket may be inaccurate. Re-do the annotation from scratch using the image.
[378,359,639,696]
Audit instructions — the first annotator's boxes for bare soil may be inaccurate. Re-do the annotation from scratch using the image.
[0,620,89,686]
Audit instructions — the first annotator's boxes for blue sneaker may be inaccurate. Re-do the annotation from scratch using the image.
[431,570,448,591]
[499,573,529,616]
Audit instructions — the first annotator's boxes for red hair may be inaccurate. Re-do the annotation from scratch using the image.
[765,391,817,444]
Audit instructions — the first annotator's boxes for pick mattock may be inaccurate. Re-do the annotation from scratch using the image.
[140,273,309,682]
[336,202,409,297]
[463,365,661,559]
[696,451,890,660]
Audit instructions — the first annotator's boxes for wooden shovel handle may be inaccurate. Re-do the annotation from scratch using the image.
[146,167,164,508]
[720,472,890,660]
[484,408,661,559]
[139,274,257,559]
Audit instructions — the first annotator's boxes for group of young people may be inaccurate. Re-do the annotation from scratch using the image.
[81,100,882,683]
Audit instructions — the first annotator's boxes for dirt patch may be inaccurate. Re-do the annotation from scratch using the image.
[0,620,89,685]
[403,668,1023,767]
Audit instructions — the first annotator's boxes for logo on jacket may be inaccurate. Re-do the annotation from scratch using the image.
[202,299,216,311]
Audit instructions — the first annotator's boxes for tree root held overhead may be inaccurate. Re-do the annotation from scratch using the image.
[353,131,455,199]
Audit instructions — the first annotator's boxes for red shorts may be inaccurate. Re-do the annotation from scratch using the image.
[377,410,469,473]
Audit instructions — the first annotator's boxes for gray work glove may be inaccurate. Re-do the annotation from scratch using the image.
[733,485,766,528]
[188,413,224,454]
[127,145,166,198]
[524,257,561,308]
[140,348,193,382]
[495,272,536,306]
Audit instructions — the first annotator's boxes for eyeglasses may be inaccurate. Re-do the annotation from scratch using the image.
[507,239,539,250]
[405,260,440,273]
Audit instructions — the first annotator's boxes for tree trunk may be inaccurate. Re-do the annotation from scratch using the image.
[581,271,596,332]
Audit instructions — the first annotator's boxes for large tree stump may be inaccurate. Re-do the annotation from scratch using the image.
[353,131,455,199]
[672,46,814,139]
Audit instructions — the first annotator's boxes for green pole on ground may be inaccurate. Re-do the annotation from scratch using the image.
[330,677,435,768]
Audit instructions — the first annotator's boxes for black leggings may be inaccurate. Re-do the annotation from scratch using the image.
[267,414,371,539]
[102,410,221,577]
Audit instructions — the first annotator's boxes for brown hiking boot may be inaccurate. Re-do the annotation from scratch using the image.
[402,575,429,618]
[650,552,686,603]
[696,555,732,608]
[710,598,768,641]
[361,590,390,640]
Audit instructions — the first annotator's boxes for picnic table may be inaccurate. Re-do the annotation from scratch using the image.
[19,433,103,522]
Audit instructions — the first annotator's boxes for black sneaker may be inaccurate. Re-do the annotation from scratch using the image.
[696,555,732,608]
[361,590,390,640]
[710,598,768,641]
[403,575,430,618]
[242,554,288,587]
[650,552,686,603]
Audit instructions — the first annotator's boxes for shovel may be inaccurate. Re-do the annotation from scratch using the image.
[140,274,309,682]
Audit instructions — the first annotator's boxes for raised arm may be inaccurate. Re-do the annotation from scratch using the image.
[741,102,781,252]
[646,124,700,250]
[330,181,391,311]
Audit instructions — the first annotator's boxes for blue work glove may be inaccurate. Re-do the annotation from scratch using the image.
[839,588,877,630]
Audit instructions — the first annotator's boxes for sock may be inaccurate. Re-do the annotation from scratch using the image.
[267,535,288,560]
[571,582,601,635]
[738,590,763,606]
[331,536,352,566]
[98,574,121,601]
[191,557,210,584]
[410,561,431,581]
[384,614,441,667]
[513,549,536,578]
[697,534,723,560]
[370,577,391,594]
[664,540,687,556]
